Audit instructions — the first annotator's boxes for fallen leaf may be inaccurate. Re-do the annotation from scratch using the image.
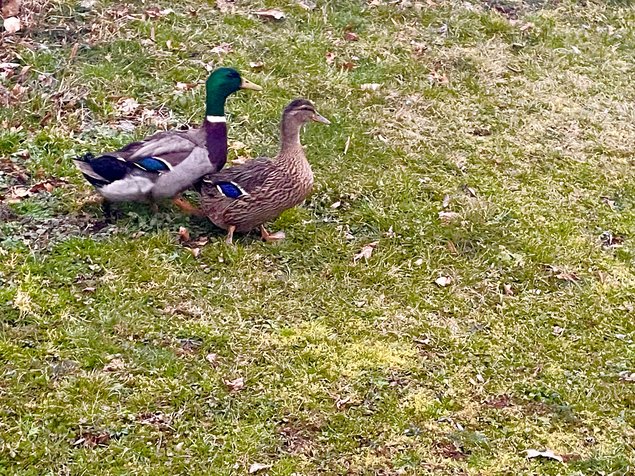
[519,21,534,32]
[211,42,232,55]
[462,185,477,197]
[342,60,356,71]
[249,61,264,71]
[435,276,452,287]
[215,0,235,13]
[438,211,460,224]
[344,31,359,41]
[325,51,336,65]
[525,449,564,463]
[248,463,272,474]
[252,8,285,20]
[428,70,448,85]
[224,377,245,392]
[1,0,20,18]
[205,353,218,366]
[552,325,565,337]
[29,179,67,193]
[178,226,191,243]
[190,236,209,247]
[296,0,316,10]
[360,83,381,91]
[618,371,635,382]
[600,231,624,248]
[103,357,125,372]
[335,395,352,409]
[503,283,514,295]
[551,266,579,282]
[353,241,379,263]
[116,97,139,115]
[330,201,341,209]
[74,429,111,448]
[176,82,197,91]
[189,247,200,258]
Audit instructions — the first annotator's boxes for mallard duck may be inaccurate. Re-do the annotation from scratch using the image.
[199,99,330,244]
[73,67,261,218]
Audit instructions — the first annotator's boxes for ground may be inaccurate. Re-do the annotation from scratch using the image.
[1,0,634,474]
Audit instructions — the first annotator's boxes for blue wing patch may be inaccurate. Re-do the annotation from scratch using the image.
[134,157,172,172]
[216,181,246,199]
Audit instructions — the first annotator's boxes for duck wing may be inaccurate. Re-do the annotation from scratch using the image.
[201,157,275,199]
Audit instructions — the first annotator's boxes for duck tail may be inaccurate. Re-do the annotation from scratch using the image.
[73,153,110,187]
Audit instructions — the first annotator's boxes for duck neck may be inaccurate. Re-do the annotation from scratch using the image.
[278,116,305,160]
[205,93,226,118]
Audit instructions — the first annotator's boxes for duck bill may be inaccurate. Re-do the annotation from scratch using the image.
[312,112,331,125]
[239,78,262,91]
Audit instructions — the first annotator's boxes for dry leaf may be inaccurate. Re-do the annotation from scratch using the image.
[1,0,20,17]
[252,8,285,20]
[3,17,21,34]
[211,42,232,55]
[342,60,356,71]
[353,241,379,263]
[116,97,139,114]
[74,430,111,448]
[435,276,452,287]
[519,22,534,32]
[330,201,341,209]
[618,371,635,382]
[224,377,244,392]
[325,51,336,65]
[176,82,197,91]
[248,463,272,474]
[552,325,565,337]
[189,247,200,258]
[503,283,513,295]
[103,357,125,372]
[296,0,316,10]
[344,31,359,41]
[205,353,218,366]
[360,83,381,91]
[525,449,564,463]
[249,61,264,71]
[438,211,460,224]
[428,70,448,85]
[215,0,235,13]
[178,226,190,243]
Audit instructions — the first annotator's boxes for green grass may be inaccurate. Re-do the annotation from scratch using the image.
[1,0,635,474]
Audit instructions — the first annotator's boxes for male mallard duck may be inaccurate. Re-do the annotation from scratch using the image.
[199,99,330,244]
[73,67,261,218]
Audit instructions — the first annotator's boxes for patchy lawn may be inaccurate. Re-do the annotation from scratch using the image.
[1,0,634,474]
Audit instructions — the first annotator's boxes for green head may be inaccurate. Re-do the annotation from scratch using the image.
[205,67,262,116]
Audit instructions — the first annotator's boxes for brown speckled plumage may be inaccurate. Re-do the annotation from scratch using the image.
[199,99,329,240]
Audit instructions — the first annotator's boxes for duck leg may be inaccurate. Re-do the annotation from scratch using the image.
[102,201,114,223]
[172,195,204,217]
[260,225,286,242]
[225,225,236,245]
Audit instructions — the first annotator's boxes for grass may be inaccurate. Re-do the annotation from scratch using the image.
[1,0,635,474]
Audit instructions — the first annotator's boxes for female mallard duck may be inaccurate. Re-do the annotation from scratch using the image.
[73,67,261,218]
[199,99,330,244]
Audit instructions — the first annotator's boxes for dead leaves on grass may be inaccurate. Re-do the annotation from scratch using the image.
[252,8,285,21]
[177,226,209,258]
[525,448,564,463]
[224,376,245,392]
[1,0,21,34]
[353,241,379,263]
